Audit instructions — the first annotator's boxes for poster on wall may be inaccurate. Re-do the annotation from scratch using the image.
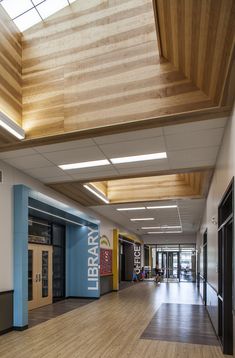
[100,248,112,276]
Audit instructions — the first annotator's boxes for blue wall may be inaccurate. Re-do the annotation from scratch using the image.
[66,225,100,298]
[13,185,100,328]
[13,185,29,328]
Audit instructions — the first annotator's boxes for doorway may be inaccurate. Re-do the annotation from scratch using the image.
[158,251,179,282]
[28,244,53,310]
[218,180,234,355]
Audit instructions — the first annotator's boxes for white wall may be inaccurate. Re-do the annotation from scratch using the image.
[197,104,235,289]
[0,160,134,291]
[143,233,196,245]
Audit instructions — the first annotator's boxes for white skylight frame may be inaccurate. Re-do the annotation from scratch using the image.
[0,0,76,32]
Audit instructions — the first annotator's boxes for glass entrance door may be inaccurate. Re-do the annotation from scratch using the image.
[158,252,179,282]
[28,244,53,310]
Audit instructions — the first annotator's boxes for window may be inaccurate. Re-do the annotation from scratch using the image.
[0,0,77,32]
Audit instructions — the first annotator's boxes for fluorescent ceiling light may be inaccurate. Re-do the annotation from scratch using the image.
[147,231,182,234]
[59,159,110,170]
[146,205,178,209]
[83,184,109,204]
[130,218,154,221]
[0,111,25,140]
[142,226,181,229]
[110,152,167,164]
[117,207,146,211]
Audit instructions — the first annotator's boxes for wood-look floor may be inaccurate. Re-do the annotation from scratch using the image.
[0,283,230,358]
[141,303,219,346]
[29,298,94,328]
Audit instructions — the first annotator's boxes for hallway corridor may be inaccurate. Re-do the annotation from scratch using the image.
[0,283,227,358]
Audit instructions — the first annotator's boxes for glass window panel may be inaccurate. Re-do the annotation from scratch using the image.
[42,251,49,297]
[13,8,41,32]
[1,0,32,19]
[37,0,68,20]
[28,250,33,301]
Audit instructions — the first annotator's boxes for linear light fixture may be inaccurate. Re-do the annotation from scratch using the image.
[83,184,109,204]
[142,226,182,229]
[110,152,167,164]
[59,159,110,170]
[147,231,182,234]
[130,218,154,221]
[0,111,25,140]
[117,207,146,211]
[146,205,178,209]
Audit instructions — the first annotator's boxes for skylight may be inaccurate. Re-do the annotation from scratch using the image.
[0,0,77,32]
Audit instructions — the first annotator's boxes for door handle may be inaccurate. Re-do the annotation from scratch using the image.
[35,273,38,282]
[38,273,41,282]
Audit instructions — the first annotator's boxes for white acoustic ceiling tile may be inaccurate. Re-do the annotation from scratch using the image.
[94,127,164,145]
[163,117,227,135]
[168,146,219,169]
[0,148,37,159]
[65,165,118,175]
[165,128,224,151]
[70,169,118,181]
[42,146,106,165]
[99,137,166,157]
[40,176,73,184]
[4,154,53,170]
[24,166,67,179]
[34,139,95,153]
[115,159,169,172]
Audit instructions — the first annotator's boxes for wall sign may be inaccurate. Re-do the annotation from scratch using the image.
[134,244,141,274]
[87,226,99,291]
[100,248,112,275]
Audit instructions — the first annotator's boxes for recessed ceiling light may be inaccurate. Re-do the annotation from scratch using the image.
[117,207,146,211]
[83,184,109,204]
[110,152,167,164]
[130,218,154,221]
[0,111,25,140]
[142,226,181,229]
[59,159,110,170]
[146,205,178,209]
[147,231,182,234]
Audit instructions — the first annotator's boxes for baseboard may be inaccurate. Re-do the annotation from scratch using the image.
[66,296,99,300]
[13,325,28,331]
[0,327,13,335]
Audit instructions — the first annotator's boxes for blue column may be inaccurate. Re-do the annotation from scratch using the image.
[66,224,100,298]
[13,185,29,328]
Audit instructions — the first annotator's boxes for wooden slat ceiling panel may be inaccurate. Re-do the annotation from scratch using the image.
[21,0,213,140]
[155,0,235,105]
[0,6,22,145]
[48,170,213,207]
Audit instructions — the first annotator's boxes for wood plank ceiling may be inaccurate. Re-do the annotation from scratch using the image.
[0,0,234,150]
[48,170,213,206]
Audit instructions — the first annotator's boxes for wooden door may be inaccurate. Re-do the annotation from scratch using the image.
[28,244,53,310]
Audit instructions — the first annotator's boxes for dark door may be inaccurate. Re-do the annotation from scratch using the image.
[124,243,134,281]
[218,180,233,355]
[52,224,65,302]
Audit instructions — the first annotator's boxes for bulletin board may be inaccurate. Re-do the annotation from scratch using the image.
[100,248,112,276]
